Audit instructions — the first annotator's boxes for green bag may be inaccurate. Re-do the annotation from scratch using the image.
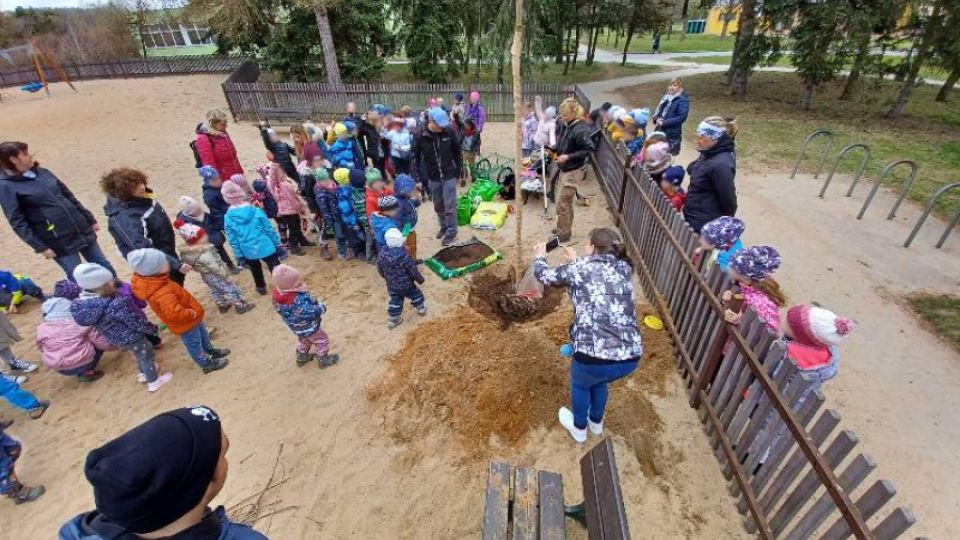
[425,237,503,280]
[468,179,501,202]
[457,196,474,226]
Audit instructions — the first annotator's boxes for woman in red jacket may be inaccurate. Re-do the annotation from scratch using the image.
[195,109,243,180]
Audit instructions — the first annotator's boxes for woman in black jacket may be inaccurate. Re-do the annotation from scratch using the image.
[0,141,117,280]
[684,116,739,233]
[100,168,190,286]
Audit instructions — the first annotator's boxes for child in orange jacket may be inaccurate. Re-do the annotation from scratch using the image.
[127,249,230,375]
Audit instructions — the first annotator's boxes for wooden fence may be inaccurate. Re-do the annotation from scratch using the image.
[220,82,579,122]
[590,130,917,539]
[0,55,246,89]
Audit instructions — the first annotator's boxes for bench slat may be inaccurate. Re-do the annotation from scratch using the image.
[581,438,630,540]
[539,471,566,540]
[513,466,539,540]
[483,462,512,540]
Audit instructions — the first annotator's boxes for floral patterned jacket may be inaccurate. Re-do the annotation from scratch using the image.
[533,254,643,361]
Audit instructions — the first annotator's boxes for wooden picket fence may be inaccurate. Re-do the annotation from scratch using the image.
[589,128,917,539]
[220,82,579,122]
[0,55,246,89]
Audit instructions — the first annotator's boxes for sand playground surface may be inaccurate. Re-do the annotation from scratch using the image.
[0,77,750,538]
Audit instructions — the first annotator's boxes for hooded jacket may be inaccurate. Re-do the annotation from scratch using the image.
[652,91,689,142]
[553,119,595,172]
[104,194,181,270]
[684,134,738,233]
[267,167,305,217]
[377,246,424,293]
[224,204,281,261]
[413,127,462,182]
[327,139,362,170]
[0,166,98,256]
[58,505,268,540]
[71,293,158,348]
[313,180,340,231]
[369,212,401,248]
[36,298,113,371]
[131,274,204,335]
[272,290,325,337]
[195,123,243,180]
[364,186,394,220]
[202,182,230,232]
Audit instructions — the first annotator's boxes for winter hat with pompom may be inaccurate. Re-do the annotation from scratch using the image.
[54,279,82,300]
[394,174,416,197]
[173,219,206,246]
[729,245,781,281]
[786,305,856,348]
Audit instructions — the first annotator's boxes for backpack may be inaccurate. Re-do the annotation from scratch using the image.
[190,140,202,169]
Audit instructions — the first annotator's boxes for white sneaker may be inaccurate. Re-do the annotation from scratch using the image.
[147,373,173,393]
[137,373,147,384]
[558,407,587,443]
[1,372,27,385]
[8,358,38,373]
[588,420,604,436]
[416,305,427,316]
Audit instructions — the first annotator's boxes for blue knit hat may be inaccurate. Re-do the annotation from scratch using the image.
[664,166,685,186]
[198,165,218,181]
[395,174,416,196]
[730,245,781,281]
[700,216,745,250]
[348,169,366,190]
[378,195,399,212]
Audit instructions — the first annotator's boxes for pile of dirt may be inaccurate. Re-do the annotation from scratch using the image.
[432,241,495,268]
[467,266,565,328]
[367,302,677,469]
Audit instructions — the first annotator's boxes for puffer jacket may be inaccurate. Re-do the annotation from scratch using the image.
[652,91,689,142]
[684,134,738,233]
[131,273,204,335]
[202,182,230,232]
[0,166,98,256]
[251,180,279,219]
[272,290,326,337]
[267,166,305,217]
[377,246,424,293]
[71,293,157,347]
[176,211,224,247]
[396,195,420,230]
[36,298,113,371]
[533,254,643,361]
[413,127,462,182]
[195,124,243,180]
[179,245,230,278]
[313,180,340,231]
[224,204,281,260]
[328,139,361,169]
[336,186,364,231]
[369,212,400,248]
[259,127,299,181]
[104,194,181,269]
[553,119,595,172]
[58,506,269,540]
[365,186,394,219]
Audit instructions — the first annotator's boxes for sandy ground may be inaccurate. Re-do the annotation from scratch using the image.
[601,76,960,537]
[0,77,749,538]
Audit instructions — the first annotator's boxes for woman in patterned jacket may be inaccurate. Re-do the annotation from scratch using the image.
[534,227,643,443]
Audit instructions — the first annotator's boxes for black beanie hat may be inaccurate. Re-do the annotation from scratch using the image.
[348,168,366,190]
[84,406,223,534]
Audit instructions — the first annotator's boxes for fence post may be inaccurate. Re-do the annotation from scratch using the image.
[615,153,632,225]
[690,295,743,408]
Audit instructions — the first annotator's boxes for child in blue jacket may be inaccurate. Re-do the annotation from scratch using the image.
[271,264,339,368]
[393,174,421,260]
[222,183,283,296]
[0,271,44,314]
[369,196,402,249]
[311,168,337,261]
[697,216,745,275]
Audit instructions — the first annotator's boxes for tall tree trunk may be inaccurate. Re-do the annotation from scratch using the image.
[935,67,959,102]
[720,12,731,39]
[680,0,690,41]
[564,25,572,74]
[614,27,620,47]
[475,39,482,82]
[512,0,525,274]
[622,18,636,66]
[800,82,815,111]
[313,2,341,85]
[667,15,673,39]
[496,49,505,85]
[888,0,945,118]
[573,18,581,67]
[728,0,758,95]
[585,3,598,65]
[840,31,871,101]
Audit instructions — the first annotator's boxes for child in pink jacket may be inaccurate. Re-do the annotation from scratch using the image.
[36,292,113,383]
[267,162,312,256]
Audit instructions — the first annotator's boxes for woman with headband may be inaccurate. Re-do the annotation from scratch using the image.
[684,116,739,233]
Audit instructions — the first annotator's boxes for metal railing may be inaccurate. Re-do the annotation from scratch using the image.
[819,143,871,198]
[903,182,960,248]
[791,129,834,179]
[857,160,919,220]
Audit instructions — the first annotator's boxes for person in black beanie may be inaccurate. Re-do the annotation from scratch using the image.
[58,406,268,540]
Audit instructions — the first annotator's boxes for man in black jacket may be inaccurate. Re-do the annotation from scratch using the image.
[552,98,595,241]
[357,108,386,178]
[413,107,462,246]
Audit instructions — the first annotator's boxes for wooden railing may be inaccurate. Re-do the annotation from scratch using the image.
[589,129,917,539]
[0,55,246,89]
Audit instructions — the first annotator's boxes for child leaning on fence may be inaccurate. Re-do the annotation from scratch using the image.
[696,216,745,275]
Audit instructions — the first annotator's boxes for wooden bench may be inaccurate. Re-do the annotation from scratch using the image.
[482,438,630,540]
[255,106,314,123]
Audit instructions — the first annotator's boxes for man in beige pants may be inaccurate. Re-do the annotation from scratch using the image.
[552,98,596,241]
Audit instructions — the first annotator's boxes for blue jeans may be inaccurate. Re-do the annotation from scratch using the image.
[570,359,639,429]
[54,240,117,281]
[388,286,425,317]
[429,178,458,236]
[0,374,41,411]
[180,323,214,368]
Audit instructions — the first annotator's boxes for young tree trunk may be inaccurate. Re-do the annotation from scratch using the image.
[720,13,731,39]
[497,50,505,85]
[800,82,815,111]
[614,27,620,47]
[573,21,581,66]
[313,2,342,85]
[564,25,572,74]
[475,39,482,82]
[728,0,758,95]
[680,0,690,41]
[888,0,945,118]
[935,67,959,102]
[622,18,636,66]
[667,15,673,39]
[840,31,871,101]
[512,0,525,275]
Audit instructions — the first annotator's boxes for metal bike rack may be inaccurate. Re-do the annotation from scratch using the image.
[790,129,834,179]
[819,143,870,198]
[903,182,960,248]
[856,159,918,220]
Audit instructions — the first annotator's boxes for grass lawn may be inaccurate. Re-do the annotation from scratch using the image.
[909,295,960,351]
[378,62,662,84]
[680,55,951,80]
[620,71,960,218]
[145,45,218,57]
[592,29,738,54]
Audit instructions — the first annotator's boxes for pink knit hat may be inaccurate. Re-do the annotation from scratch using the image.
[221,182,247,206]
[271,264,306,293]
[470,91,481,102]
[786,305,856,348]
[645,141,671,164]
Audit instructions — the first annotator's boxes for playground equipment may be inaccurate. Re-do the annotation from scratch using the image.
[819,143,870,198]
[0,43,76,97]
[790,129,834,179]
[856,160,919,220]
[903,183,960,248]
